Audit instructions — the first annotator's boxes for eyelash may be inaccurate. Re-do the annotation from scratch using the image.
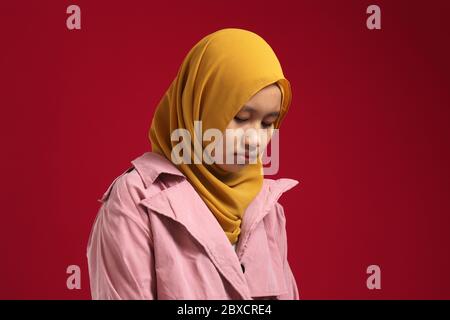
[233,116,274,128]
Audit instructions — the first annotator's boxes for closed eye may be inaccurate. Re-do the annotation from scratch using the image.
[233,116,248,123]
[261,121,274,128]
[234,116,274,128]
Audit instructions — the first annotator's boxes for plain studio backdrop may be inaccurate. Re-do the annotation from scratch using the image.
[0,0,449,299]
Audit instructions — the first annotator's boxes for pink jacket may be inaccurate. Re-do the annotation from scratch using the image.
[87,151,300,300]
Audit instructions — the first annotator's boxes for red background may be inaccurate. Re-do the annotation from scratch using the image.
[1,0,449,299]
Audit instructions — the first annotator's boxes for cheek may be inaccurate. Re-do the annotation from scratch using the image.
[222,124,246,147]
[226,122,245,130]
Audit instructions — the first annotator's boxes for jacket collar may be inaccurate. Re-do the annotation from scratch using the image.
[131,151,298,197]
[132,151,299,299]
[131,152,299,222]
[131,151,186,188]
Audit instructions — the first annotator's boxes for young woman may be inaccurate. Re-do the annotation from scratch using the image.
[87,28,300,300]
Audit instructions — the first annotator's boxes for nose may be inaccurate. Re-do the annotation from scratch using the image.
[243,128,260,151]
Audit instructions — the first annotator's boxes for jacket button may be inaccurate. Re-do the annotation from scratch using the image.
[241,263,245,273]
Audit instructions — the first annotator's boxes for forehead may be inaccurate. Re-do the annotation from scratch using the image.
[242,84,282,112]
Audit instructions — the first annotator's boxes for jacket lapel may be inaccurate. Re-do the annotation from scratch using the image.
[139,180,252,300]
[236,178,299,261]
[236,178,299,297]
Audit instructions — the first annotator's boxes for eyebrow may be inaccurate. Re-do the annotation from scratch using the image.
[241,105,280,118]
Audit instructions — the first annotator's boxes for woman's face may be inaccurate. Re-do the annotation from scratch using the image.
[216,83,282,173]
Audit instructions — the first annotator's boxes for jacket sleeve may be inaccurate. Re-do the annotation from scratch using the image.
[87,171,156,300]
[273,202,300,300]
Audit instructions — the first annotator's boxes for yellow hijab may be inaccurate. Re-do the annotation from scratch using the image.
[149,28,292,244]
